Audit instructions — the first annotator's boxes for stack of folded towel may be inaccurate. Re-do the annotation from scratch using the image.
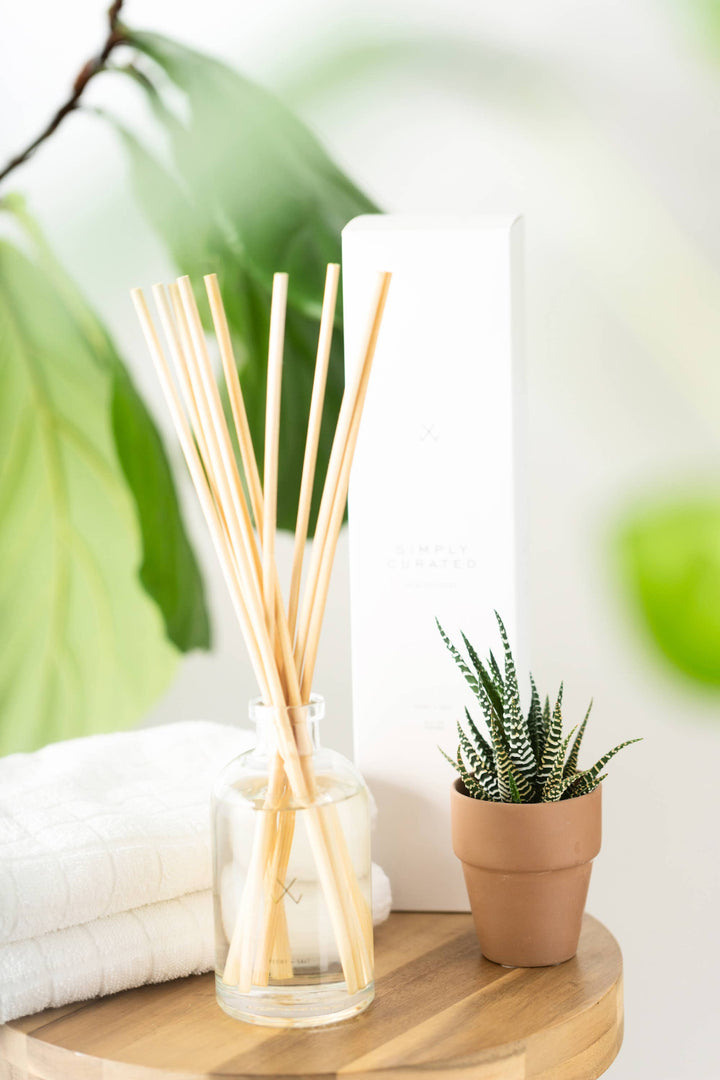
[0,722,392,1023]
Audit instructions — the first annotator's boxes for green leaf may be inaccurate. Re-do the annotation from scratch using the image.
[564,700,592,778]
[527,674,543,763]
[457,717,499,800]
[542,694,551,738]
[489,711,533,802]
[463,706,494,766]
[454,746,487,800]
[566,738,642,797]
[0,236,181,753]
[564,771,607,799]
[3,193,209,652]
[538,683,564,787]
[488,649,504,689]
[111,371,210,650]
[495,612,535,782]
[436,620,481,698]
[618,497,720,687]
[118,32,379,533]
[461,631,503,717]
[541,725,577,802]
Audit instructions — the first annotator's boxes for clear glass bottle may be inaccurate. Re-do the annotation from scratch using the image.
[212,695,374,1027]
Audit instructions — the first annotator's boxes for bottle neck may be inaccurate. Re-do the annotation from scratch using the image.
[250,695,324,757]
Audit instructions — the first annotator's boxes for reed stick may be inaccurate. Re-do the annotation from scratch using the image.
[287,263,339,638]
[204,273,264,531]
[168,279,300,989]
[295,271,392,690]
[263,273,287,642]
[161,278,367,992]
[252,272,390,987]
[201,268,374,989]
[131,289,269,700]
[131,267,390,1001]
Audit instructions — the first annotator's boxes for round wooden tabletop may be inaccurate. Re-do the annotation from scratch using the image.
[0,912,623,1080]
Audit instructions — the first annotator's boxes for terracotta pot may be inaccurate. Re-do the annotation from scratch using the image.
[451,779,602,967]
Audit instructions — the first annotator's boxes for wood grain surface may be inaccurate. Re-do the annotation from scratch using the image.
[0,912,623,1080]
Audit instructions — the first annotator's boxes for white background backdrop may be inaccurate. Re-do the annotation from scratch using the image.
[2,2,720,1076]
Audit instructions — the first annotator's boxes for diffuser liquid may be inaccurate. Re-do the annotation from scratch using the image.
[212,710,374,1027]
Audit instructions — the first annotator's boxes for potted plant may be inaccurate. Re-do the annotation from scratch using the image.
[438,613,640,967]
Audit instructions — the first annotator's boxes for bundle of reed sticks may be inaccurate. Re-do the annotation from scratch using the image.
[131,264,391,993]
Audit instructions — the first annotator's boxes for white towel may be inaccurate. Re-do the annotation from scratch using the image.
[0,866,392,1023]
[0,721,247,944]
[0,722,393,1022]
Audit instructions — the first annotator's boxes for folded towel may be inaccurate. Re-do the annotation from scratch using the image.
[0,721,247,944]
[0,866,393,1023]
[0,722,393,1022]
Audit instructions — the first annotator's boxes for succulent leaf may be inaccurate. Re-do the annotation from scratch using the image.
[490,712,533,801]
[542,695,551,741]
[566,739,642,797]
[495,629,536,782]
[538,684,564,786]
[564,699,593,777]
[541,725,578,801]
[464,706,494,765]
[489,712,512,801]
[461,631,503,717]
[527,674,543,764]
[488,649,505,689]
[455,746,490,800]
[436,620,481,699]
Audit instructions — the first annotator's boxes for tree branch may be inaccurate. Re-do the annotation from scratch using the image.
[0,0,127,186]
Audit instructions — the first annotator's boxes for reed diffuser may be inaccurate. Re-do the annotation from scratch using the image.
[132,264,391,1026]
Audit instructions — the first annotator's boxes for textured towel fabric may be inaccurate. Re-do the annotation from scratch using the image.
[0,721,249,945]
[0,867,393,1023]
[0,722,393,1022]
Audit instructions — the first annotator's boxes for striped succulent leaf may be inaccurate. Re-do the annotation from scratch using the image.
[538,684,564,787]
[467,752,501,802]
[564,699,593,778]
[464,707,494,767]
[461,631,503,718]
[541,725,578,801]
[563,770,606,798]
[495,612,536,781]
[459,711,499,799]
[488,649,505,689]
[457,746,495,800]
[508,771,522,803]
[527,674,543,764]
[436,620,481,699]
[457,721,484,773]
[542,694,551,742]
[504,675,536,783]
[439,746,488,800]
[488,711,512,801]
[490,712,533,802]
[565,739,642,798]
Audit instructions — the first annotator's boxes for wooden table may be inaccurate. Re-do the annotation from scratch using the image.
[0,912,623,1080]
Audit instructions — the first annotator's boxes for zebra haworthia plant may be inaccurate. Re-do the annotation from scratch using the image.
[438,613,641,803]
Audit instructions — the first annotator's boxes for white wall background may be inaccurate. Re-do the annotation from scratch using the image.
[2,1,720,1077]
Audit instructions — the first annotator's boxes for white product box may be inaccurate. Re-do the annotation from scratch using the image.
[342,215,525,911]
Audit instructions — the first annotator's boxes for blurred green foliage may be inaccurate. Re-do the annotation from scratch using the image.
[0,26,377,752]
[117,31,377,533]
[619,497,720,687]
[0,202,186,753]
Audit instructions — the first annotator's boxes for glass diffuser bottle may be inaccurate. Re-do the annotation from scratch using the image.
[212,695,374,1027]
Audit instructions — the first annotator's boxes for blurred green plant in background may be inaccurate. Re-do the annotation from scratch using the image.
[0,3,375,753]
[618,497,720,688]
